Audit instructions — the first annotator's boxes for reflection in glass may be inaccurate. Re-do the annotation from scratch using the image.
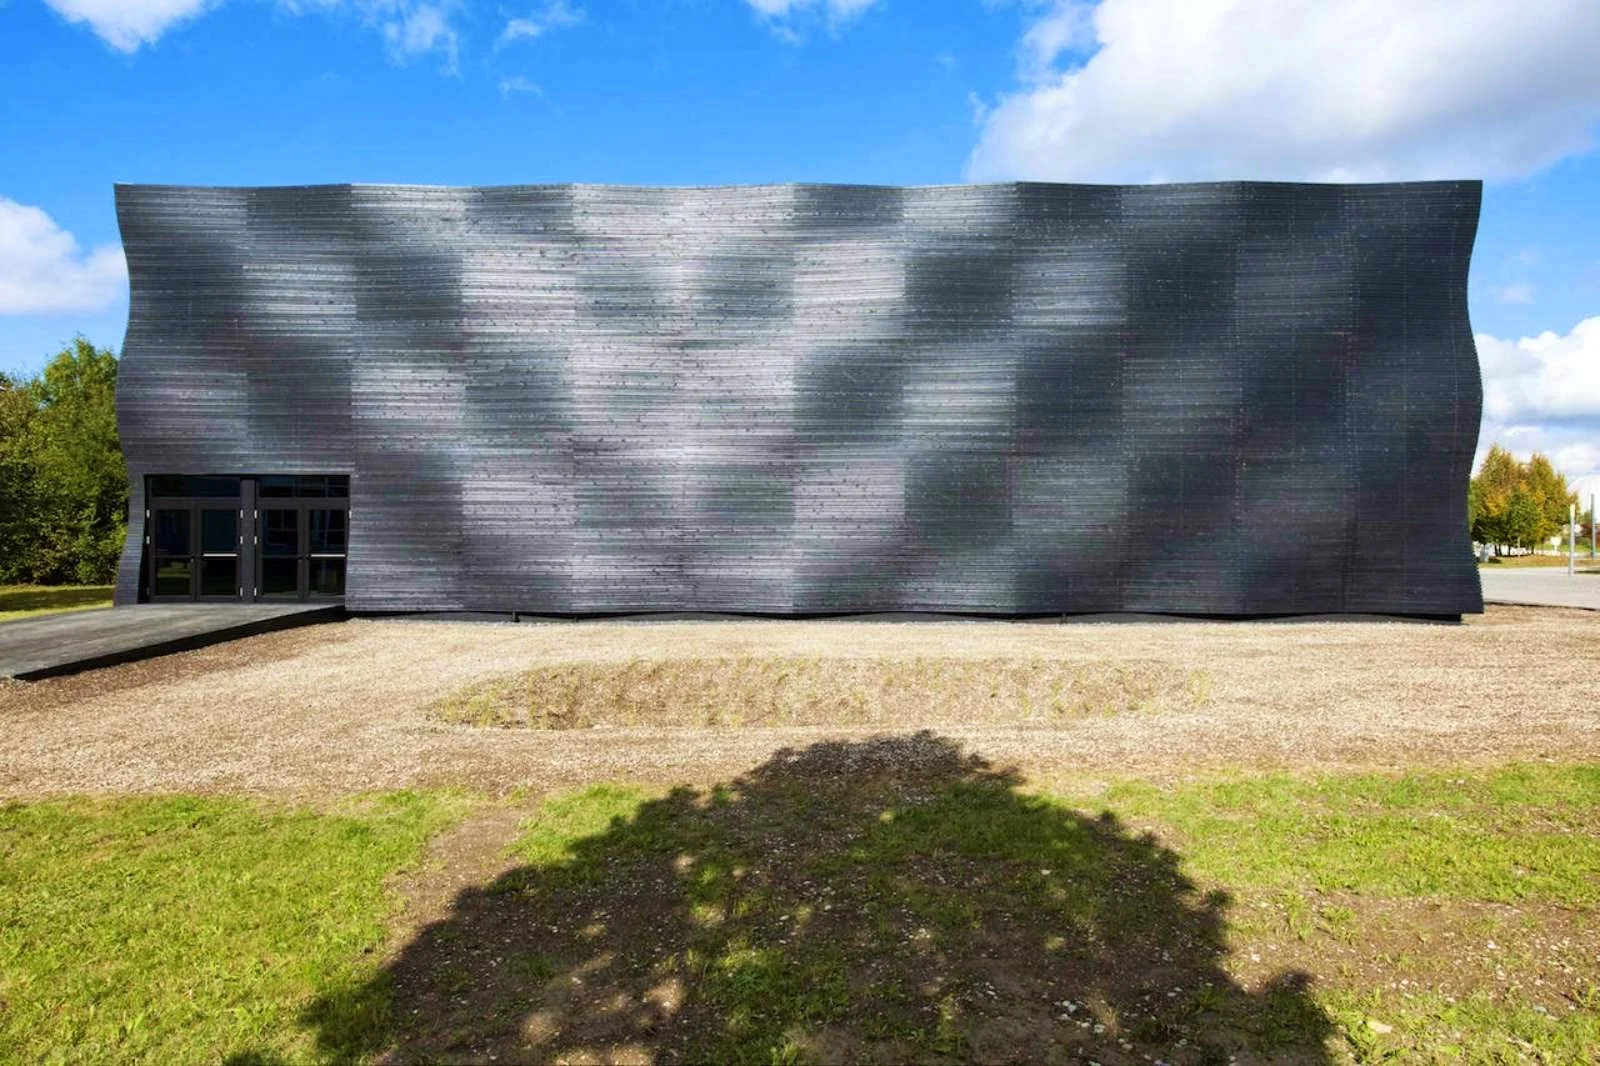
[262,510,298,555]
[309,509,347,554]
[154,558,192,597]
[201,557,237,597]
[309,558,346,596]
[259,476,296,498]
[148,476,241,498]
[154,510,190,555]
[201,509,237,553]
[261,557,298,597]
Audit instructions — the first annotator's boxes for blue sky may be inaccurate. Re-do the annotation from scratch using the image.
[3,0,1599,476]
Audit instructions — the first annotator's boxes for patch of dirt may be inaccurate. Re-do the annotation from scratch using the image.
[1,605,1597,798]
[385,802,534,948]
[1226,893,1598,1016]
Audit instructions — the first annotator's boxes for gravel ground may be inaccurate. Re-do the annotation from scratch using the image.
[1,605,1595,798]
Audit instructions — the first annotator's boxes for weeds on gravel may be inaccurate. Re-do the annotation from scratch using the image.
[432,655,1212,730]
[0,791,471,1064]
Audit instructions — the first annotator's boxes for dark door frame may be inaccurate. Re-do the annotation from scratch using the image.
[146,497,247,602]
[254,498,349,602]
[144,475,348,603]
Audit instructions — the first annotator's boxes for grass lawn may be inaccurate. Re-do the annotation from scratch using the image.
[4,755,1597,1063]
[0,792,471,1064]
[0,584,114,624]
[1479,553,1600,569]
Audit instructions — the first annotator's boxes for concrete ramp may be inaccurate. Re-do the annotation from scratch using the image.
[0,604,342,680]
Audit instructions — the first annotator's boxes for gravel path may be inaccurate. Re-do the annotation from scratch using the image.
[2,606,1595,798]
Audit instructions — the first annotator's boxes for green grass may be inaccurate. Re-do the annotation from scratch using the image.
[4,759,1598,1064]
[0,584,114,623]
[1323,986,1600,1065]
[0,791,471,1064]
[1087,764,1600,905]
[382,759,1594,1064]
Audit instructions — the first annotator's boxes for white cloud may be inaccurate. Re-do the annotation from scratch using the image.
[42,0,212,51]
[968,0,1600,183]
[743,0,880,35]
[1477,317,1600,424]
[967,91,990,127]
[498,75,542,96]
[1015,0,1091,82]
[0,197,127,315]
[1493,283,1536,305]
[501,0,582,44]
[1473,317,1600,480]
[281,0,464,69]
[1476,424,1600,483]
[745,0,877,15]
[382,2,458,68]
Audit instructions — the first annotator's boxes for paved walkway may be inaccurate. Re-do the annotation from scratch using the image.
[1479,566,1600,611]
[0,604,343,680]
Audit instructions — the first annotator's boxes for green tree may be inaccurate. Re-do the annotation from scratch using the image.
[1470,443,1521,553]
[1522,452,1576,546]
[0,373,42,579]
[0,339,127,584]
[1503,488,1542,552]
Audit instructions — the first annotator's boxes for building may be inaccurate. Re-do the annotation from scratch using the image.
[113,180,1484,617]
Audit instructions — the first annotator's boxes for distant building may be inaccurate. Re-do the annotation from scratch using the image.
[113,180,1484,617]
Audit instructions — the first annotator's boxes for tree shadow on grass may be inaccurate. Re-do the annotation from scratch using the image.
[307,733,1333,1064]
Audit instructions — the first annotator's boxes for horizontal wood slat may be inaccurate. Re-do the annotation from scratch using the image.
[114,181,1483,615]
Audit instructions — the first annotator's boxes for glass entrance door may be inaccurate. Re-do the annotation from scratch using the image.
[150,505,243,599]
[258,506,347,599]
[144,474,347,602]
[147,476,246,601]
[255,476,349,600]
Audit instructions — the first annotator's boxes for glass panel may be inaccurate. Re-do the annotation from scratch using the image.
[201,557,237,597]
[262,510,299,555]
[327,476,349,498]
[309,557,346,597]
[148,476,239,498]
[201,509,238,553]
[154,558,192,597]
[296,475,329,498]
[309,509,347,554]
[153,509,191,555]
[261,557,299,597]
[189,476,240,498]
[259,476,296,498]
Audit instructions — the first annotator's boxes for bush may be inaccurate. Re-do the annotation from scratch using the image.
[0,339,126,585]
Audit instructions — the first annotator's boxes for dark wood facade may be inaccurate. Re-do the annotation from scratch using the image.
[114,181,1484,615]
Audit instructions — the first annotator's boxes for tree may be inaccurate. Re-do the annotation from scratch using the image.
[0,339,126,584]
[1522,453,1576,546]
[1468,444,1579,556]
[1470,444,1521,553]
[0,373,42,579]
[1503,487,1541,552]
